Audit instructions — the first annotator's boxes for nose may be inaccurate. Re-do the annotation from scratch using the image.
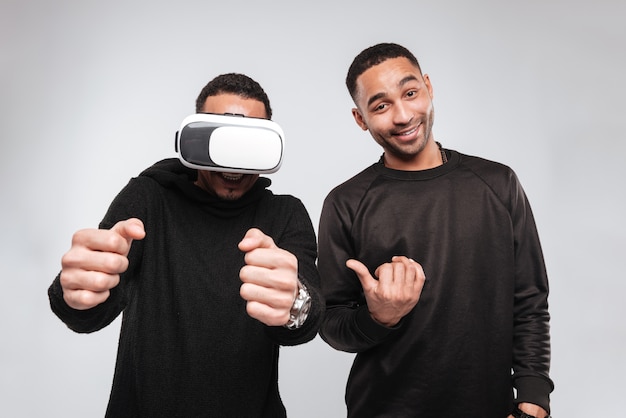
[392,102,413,125]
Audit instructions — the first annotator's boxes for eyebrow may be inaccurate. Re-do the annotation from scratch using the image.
[366,75,420,108]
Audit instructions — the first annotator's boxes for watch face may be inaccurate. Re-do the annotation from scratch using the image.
[285,285,312,329]
[298,299,311,323]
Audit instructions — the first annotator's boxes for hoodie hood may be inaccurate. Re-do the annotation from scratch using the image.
[139,158,272,218]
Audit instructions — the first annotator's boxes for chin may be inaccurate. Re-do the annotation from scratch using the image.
[217,190,244,201]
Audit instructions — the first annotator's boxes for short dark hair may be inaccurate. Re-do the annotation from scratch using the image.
[346,43,422,101]
[195,73,272,119]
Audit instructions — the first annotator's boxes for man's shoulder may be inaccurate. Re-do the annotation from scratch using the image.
[454,151,526,209]
[262,191,301,204]
[456,151,518,185]
[457,151,512,172]
[259,190,308,212]
[325,163,379,201]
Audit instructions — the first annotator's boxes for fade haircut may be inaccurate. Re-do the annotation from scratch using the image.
[195,73,273,119]
[346,43,422,102]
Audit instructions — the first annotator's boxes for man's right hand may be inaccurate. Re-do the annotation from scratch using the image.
[347,256,425,327]
[60,218,146,310]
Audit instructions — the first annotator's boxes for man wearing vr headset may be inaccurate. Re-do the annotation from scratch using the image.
[48,73,322,417]
[318,43,553,417]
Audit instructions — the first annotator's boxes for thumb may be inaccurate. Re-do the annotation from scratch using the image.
[346,259,377,291]
[238,228,276,252]
[111,218,146,245]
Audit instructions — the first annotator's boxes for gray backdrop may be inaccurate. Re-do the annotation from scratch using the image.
[2,0,624,416]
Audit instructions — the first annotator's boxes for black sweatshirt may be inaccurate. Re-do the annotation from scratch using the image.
[318,149,553,417]
[49,158,323,417]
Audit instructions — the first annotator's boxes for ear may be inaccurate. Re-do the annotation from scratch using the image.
[423,73,434,100]
[351,108,368,131]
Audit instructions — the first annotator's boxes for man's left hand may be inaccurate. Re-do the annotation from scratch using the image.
[238,228,298,326]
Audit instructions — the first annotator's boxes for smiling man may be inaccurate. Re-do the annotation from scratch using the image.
[318,43,554,418]
[48,73,323,417]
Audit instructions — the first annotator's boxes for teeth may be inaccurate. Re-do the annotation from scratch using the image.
[221,172,243,181]
[396,126,417,136]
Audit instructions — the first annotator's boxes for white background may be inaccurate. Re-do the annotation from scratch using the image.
[2,1,624,416]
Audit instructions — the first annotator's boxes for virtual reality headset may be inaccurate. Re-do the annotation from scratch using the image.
[175,113,284,174]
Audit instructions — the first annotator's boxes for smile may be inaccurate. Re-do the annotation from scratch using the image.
[221,172,244,182]
[394,124,420,138]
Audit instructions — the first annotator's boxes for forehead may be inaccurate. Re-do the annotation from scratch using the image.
[355,57,423,105]
[200,93,267,119]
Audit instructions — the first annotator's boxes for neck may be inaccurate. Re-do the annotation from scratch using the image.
[384,139,446,171]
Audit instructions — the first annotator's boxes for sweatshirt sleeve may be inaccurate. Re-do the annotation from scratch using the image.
[48,272,127,333]
[263,197,324,346]
[317,184,401,353]
[47,178,147,333]
[507,171,554,412]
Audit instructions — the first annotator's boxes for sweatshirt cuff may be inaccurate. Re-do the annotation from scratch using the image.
[355,305,399,342]
[514,375,554,414]
[48,273,116,332]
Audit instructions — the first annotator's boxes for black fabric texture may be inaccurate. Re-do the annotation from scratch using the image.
[318,149,553,417]
[49,158,323,418]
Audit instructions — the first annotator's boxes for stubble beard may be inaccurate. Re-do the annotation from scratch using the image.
[219,189,241,201]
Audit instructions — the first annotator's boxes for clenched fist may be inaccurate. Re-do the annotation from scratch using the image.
[238,228,299,326]
[60,218,145,310]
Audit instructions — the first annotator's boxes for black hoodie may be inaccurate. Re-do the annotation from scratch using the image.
[49,158,322,418]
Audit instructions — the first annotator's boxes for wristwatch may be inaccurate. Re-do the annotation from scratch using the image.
[512,406,551,418]
[284,280,312,330]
